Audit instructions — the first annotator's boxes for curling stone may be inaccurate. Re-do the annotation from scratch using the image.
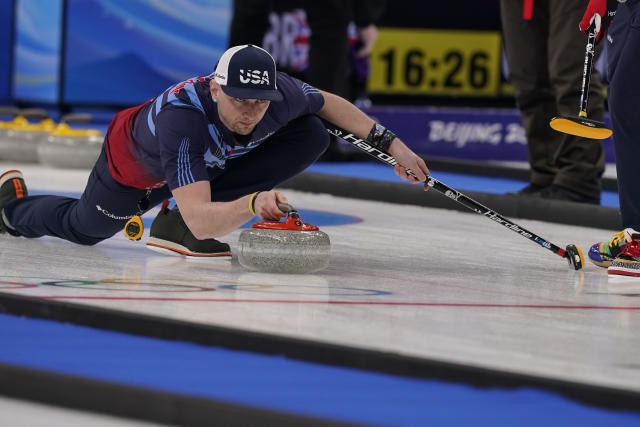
[238,203,330,274]
[0,107,19,146]
[38,114,103,169]
[0,109,56,162]
[0,106,19,127]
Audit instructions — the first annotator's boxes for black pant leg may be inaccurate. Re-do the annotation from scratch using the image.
[304,0,351,99]
[500,0,558,188]
[229,0,272,47]
[547,0,605,199]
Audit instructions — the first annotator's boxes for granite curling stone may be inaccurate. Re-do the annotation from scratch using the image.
[238,203,330,274]
[0,106,19,142]
[0,109,55,162]
[38,114,103,169]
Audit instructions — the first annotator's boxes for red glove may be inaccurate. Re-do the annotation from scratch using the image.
[580,0,619,44]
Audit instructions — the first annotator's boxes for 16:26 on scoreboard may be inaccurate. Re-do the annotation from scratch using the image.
[368,29,502,97]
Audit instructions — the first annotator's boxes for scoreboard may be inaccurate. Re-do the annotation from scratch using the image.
[369,29,502,97]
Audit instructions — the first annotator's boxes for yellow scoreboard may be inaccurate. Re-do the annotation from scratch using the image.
[368,28,503,96]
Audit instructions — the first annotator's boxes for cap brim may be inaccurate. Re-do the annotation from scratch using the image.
[220,85,283,102]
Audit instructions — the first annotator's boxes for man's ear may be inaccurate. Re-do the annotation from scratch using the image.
[209,79,220,98]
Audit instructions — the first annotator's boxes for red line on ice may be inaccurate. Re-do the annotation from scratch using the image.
[37,296,640,309]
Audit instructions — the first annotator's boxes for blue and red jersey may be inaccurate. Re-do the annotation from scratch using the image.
[104,72,324,190]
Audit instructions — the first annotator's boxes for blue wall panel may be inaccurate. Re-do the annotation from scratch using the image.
[0,0,14,104]
[63,0,230,105]
[12,0,63,103]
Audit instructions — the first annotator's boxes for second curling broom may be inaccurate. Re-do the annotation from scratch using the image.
[549,24,612,140]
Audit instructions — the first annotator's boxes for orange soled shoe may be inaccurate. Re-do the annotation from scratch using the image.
[146,203,232,258]
[0,170,27,236]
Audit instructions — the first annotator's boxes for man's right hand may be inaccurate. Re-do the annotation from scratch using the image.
[580,0,619,44]
[253,190,288,221]
[388,138,430,191]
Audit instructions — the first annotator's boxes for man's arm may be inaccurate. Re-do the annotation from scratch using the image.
[171,183,287,239]
[172,182,252,239]
[316,90,430,185]
[157,107,287,239]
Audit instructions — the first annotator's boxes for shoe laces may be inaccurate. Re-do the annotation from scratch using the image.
[620,239,640,258]
[609,230,626,249]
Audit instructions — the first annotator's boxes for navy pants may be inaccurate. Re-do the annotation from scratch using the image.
[4,115,329,245]
[608,0,640,230]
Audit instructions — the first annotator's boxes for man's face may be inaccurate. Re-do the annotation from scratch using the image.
[210,80,270,135]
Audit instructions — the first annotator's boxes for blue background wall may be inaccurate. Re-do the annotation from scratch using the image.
[63,0,231,105]
[11,0,63,103]
[8,0,231,106]
[0,0,15,104]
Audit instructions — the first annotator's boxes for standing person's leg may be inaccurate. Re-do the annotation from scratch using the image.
[606,0,640,276]
[305,0,351,161]
[228,0,272,47]
[500,0,558,192]
[608,1,640,230]
[546,0,605,203]
[2,147,171,245]
[304,0,351,99]
[586,1,640,269]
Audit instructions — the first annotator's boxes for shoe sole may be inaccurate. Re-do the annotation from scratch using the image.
[588,243,616,268]
[607,267,640,277]
[146,237,232,258]
[0,170,26,198]
[608,265,640,277]
[588,258,611,268]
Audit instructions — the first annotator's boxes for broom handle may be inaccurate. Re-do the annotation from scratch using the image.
[323,121,567,258]
[579,26,597,118]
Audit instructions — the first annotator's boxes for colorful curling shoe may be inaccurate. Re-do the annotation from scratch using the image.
[608,229,640,277]
[588,229,629,268]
